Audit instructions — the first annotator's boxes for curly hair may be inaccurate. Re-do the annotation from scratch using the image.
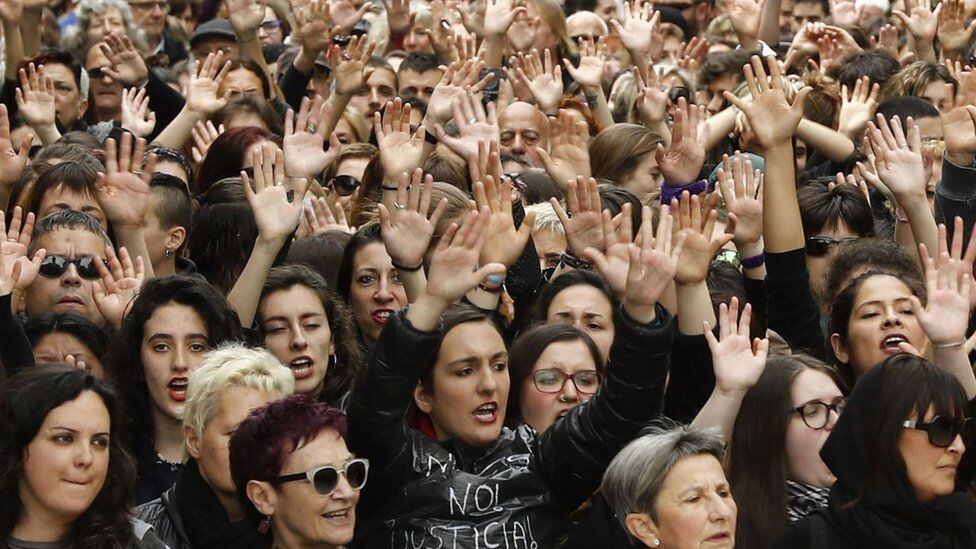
[0,365,137,549]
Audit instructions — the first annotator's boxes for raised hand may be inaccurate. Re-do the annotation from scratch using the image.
[656,98,707,184]
[537,109,591,189]
[283,95,334,179]
[894,0,941,42]
[295,0,336,54]
[671,190,733,285]
[865,114,926,203]
[621,204,685,323]
[383,0,413,35]
[0,104,31,186]
[0,208,41,297]
[508,48,563,115]
[551,176,606,257]
[426,58,493,125]
[329,35,376,97]
[98,33,149,85]
[633,63,668,125]
[724,55,811,150]
[94,133,156,228]
[943,69,976,165]
[15,63,55,129]
[914,243,972,348]
[457,0,486,37]
[375,98,427,178]
[424,208,505,305]
[938,0,976,56]
[93,245,144,329]
[190,120,224,164]
[303,193,354,236]
[329,0,370,32]
[675,36,709,74]
[378,169,448,270]
[185,51,232,116]
[563,36,606,93]
[475,174,536,268]
[609,1,659,61]
[241,143,309,245]
[838,75,879,139]
[226,0,267,35]
[484,0,527,37]
[120,87,156,138]
[716,152,763,249]
[583,204,636,298]
[722,0,765,47]
[435,90,499,161]
[703,297,769,395]
[0,0,23,25]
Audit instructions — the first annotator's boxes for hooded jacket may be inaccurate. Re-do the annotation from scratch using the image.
[775,361,976,549]
[347,305,673,549]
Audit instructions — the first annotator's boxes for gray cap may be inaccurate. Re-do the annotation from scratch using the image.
[190,18,237,47]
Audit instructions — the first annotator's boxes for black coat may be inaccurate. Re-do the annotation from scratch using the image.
[347,305,673,548]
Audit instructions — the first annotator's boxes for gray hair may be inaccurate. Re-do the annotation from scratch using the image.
[30,209,112,253]
[602,423,725,534]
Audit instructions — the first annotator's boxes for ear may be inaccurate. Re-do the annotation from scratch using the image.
[165,225,187,252]
[78,98,88,118]
[413,380,433,415]
[829,333,850,365]
[246,480,278,517]
[625,512,661,547]
[183,425,202,460]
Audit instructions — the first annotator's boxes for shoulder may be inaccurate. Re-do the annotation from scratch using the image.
[129,519,170,549]
[774,512,850,549]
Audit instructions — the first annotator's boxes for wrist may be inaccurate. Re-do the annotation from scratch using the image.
[714,385,749,399]
[623,300,656,324]
[947,151,976,167]
[736,240,764,259]
[932,338,967,349]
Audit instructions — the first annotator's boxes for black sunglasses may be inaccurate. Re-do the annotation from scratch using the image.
[39,255,103,280]
[903,416,975,448]
[331,175,360,196]
[87,67,108,79]
[272,458,369,496]
[669,86,691,104]
[805,236,859,257]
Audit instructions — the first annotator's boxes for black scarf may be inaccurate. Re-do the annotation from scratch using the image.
[171,459,264,549]
[785,480,829,523]
[819,364,976,548]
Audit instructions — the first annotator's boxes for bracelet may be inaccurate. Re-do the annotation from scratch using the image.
[934,339,967,349]
[741,252,765,269]
[559,250,593,270]
[478,273,506,293]
[391,259,423,272]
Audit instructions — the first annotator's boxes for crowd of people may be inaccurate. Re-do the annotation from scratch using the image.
[2,0,976,546]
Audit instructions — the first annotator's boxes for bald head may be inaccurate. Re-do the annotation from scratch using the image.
[499,102,550,167]
[566,11,609,38]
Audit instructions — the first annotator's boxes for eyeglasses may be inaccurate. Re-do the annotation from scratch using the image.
[39,255,104,280]
[271,458,369,496]
[260,20,283,32]
[330,175,360,196]
[805,236,859,257]
[531,369,602,394]
[903,416,974,448]
[789,398,846,430]
[87,67,109,79]
[129,1,170,12]
[668,86,691,104]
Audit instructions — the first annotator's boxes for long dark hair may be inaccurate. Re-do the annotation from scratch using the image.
[0,365,137,549]
[194,127,280,195]
[103,275,244,458]
[259,265,364,404]
[726,355,846,549]
[504,323,603,428]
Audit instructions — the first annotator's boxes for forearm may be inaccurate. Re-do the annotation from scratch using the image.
[3,24,23,82]
[483,35,506,68]
[20,9,40,56]
[151,106,204,150]
[758,0,783,45]
[325,93,351,136]
[398,267,427,303]
[406,293,450,331]
[691,389,747,440]
[762,144,805,252]
[903,199,939,262]
[584,89,614,132]
[227,238,283,327]
[675,281,716,335]
[293,48,320,76]
[704,107,738,152]
[796,119,856,163]
[113,227,155,280]
[737,240,767,280]
[33,123,61,146]
[933,345,976,399]
[240,37,282,99]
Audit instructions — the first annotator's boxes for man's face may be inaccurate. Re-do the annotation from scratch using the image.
[397,67,442,103]
[128,0,168,39]
[499,102,549,166]
[791,1,826,33]
[85,46,122,113]
[700,72,741,116]
[192,37,239,62]
[44,63,87,129]
[566,12,607,40]
[87,7,126,44]
[592,0,616,23]
[348,68,396,119]
[24,228,106,323]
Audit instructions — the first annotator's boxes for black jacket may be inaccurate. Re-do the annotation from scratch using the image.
[347,304,673,548]
[139,487,190,549]
[935,154,976,250]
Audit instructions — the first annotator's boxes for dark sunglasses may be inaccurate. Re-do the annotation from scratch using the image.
[805,236,859,257]
[331,175,360,196]
[87,67,108,79]
[39,255,103,280]
[668,86,691,104]
[260,20,283,32]
[272,458,369,495]
[902,416,975,448]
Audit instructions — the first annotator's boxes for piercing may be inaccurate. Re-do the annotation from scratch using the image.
[164,249,175,257]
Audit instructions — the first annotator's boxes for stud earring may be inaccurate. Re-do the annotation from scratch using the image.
[164,248,175,258]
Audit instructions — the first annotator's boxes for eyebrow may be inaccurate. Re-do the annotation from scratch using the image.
[148,332,208,340]
[855,297,913,310]
[51,426,110,437]
[264,312,325,323]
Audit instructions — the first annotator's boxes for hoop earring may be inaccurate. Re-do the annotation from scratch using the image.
[328,354,337,368]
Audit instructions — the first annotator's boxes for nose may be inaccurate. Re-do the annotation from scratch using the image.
[75,441,94,467]
[477,367,499,395]
[949,434,966,454]
[708,493,736,522]
[824,407,841,431]
[707,94,724,115]
[332,472,357,499]
[560,377,580,402]
[882,307,904,327]
[369,87,382,107]
[373,277,395,304]
[511,134,526,154]
[172,346,190,373]
[61,263,82,286]
[289,325,308,351]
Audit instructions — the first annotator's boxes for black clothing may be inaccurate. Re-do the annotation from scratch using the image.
[663,330,715,423]
[0,293,34,376]
[936,154,976,252]
[775,364,976,548]
[278,61,313,112]
[138,459,261,549]
[764,249,827,360]
[135,446,182,505]
[561,493,633,549]
[347,304,673,548]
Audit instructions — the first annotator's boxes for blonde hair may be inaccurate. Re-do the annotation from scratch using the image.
[182,344,296,437]
[526,202,565,235]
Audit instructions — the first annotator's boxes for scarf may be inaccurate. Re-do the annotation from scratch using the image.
[786,480,830,523]
[171,459,264,549]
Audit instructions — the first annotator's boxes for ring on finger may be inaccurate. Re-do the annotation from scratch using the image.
[394,202,406,209]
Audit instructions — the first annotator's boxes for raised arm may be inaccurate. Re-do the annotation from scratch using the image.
[0,208,41,375]
[0,0,24,83]
[152,52,230,150]
[226,0,281,98]
[563,37,613,131]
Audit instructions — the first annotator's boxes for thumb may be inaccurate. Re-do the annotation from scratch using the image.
[473,262,507,281]
[517,210,537,239]
[897,341,923,357]
[536,146,555,171]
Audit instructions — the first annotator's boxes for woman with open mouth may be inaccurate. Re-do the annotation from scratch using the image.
[104,275,244,504]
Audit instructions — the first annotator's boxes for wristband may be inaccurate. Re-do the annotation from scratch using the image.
[560,250,593,270]
[741,252,765,269]
[391,259,423,272]
[659,179,708,204]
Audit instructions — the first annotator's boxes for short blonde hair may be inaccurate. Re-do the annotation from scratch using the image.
[182,344,296,437]
[526,202,564,235]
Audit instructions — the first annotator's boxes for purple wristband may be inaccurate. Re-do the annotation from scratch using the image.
[659,179,708,204]
[741,252,765,269]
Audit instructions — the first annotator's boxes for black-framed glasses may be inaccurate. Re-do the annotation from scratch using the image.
[271,458,369,496]
[789,398,846,429]
[531,369,602,394]
[331,175,360,196]
[87,67,109,79]
[39,255,104,280]
[669,86,691,104]
[805,236,859,257]
[902,416,974,448]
